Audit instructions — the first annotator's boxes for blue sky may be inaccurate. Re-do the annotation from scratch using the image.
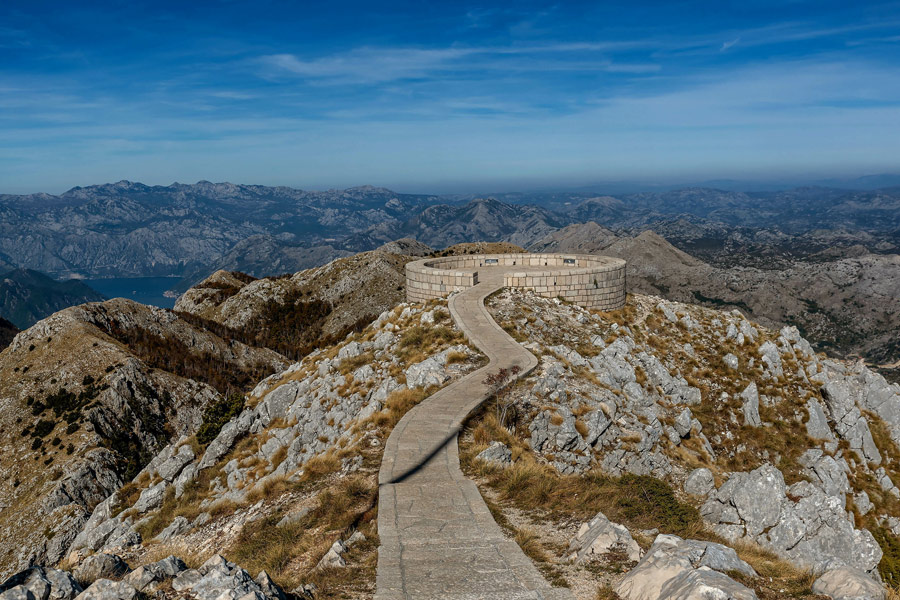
[1,1,899,194]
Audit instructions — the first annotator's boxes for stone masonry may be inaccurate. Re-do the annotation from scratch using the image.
[406,253,626,311]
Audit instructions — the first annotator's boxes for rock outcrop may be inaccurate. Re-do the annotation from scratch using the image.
[615,534,757,600]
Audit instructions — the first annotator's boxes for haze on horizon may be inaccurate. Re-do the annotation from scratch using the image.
[1,0,899,195]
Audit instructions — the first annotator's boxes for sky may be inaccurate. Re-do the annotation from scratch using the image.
[1,0,900,194]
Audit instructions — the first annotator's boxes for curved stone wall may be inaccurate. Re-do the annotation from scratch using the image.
[405,253,626,311]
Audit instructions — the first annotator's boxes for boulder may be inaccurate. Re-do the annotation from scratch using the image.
[740,382,762,427]
[171,555,283,600]
[674,408,693,438]
[724,354,739,370]
[806,398,834,440]
[684,468,715,497]
[155,516,191,541]
[73,580,137,600]
[703,464,882,573]
[812,565,885,600]
[123,556,187,591]
[73,555,130,585]
[1,567,82,600]
[616,534,756,600]
[660,567,758,600]
[475,442,512,467]
[316,541,347,569]
[405,356,449,389]
[566,511,641,564]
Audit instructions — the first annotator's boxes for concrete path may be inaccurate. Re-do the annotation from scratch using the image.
[375,270,574,600]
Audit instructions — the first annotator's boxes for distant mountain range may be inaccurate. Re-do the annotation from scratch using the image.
[1,180,899,283]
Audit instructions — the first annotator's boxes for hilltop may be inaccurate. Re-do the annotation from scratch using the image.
[532,225,900,371]
[0,246,897,600]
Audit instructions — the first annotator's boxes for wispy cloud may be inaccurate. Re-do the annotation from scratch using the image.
[721,37,740,51]
[257,42,660,84]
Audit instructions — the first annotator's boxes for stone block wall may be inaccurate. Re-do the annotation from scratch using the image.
[405,253,626,311]
[405,260,478,304]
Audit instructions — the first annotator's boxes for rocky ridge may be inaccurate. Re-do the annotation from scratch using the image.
[0,299,286,579]
[463,288,900,597]
[530,224,900,367]
[49,300,482,597]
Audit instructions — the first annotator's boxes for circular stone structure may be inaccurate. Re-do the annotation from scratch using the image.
[406,252,626,311]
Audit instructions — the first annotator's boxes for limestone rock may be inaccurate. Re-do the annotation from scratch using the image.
[155,516,191,541]
[812,565,885,600]
[171,555,284,600]
[72,555,130,586]
[724,353,739,370]
[475,442,512,467]
[566,511,641,564]
[616,534,756,600]
[1,567,82,600]
[73,580,137,600]
[684,468,715,497]
[316,541,347,569]
[740,382,762,427]
[660,567,758,600]
[702,464,882,573]
[123,556,186,591]
[806,398,835,440]
[674,408,693,438]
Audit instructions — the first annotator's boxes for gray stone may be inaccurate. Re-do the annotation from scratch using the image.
[724,353,739,370]
[660,567,758,600]
[171,555,263,600]
[616,534,756,600]
[475,441,512,467]
[73,555,130,585]
[0,568,66,600]
[404,355,450,389]
[254,572,286,600]
[798,450,850,499]
[821,380,882,465]
[43,569,83,600]
[0,589,34,600]
[199,409,254,469]
[277,507,311,528]
[855,491,874,516]
[316,541,346,569]
[155,516,191,541]
[337,341,362,360]
[806,398,835,440]
[728,465,785,537]
[674,408,693,437]
[759,341,784,378]
[156,444,195,482]
[133,481,167,513]
[73,580,137,600]
[123,556,186,591]
[812,565,885,600]
[740,382,762,427]
[566,511,641,564]
[684,468,715,497]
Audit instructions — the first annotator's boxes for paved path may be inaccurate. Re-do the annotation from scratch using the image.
[375,270,574,600]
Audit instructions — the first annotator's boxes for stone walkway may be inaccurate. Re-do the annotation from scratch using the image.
[375,270,574,600]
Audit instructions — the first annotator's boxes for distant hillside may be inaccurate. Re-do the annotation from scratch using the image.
[345,197,563,250]
[0,269,105,328]
[530,224,900,365]
[0,317,17,350]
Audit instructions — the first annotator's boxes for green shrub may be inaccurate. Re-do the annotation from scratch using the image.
[197,393,245,446]
[32,419,55,438]
[873,526,900,586]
